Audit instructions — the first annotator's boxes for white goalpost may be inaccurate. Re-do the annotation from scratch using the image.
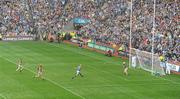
[129,0,166,75]
[134,48,165,75]
[151,0,156,75]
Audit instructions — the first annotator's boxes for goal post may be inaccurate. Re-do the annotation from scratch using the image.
[128,0,166,75]
[130,48,166,75]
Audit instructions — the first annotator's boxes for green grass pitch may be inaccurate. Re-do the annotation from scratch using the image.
[0,41,180,99]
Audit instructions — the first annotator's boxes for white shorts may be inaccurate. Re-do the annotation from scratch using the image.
[76,71,80,75]
[18,64,22,67]
[36,71,43,77]
[124,68,128,73]
[38,71,42,75]
[16,65,23,71]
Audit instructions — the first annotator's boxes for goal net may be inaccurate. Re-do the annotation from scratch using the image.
[130,48,165,75]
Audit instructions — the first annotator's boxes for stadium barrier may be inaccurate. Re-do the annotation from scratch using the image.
[166,63,180,74]
[64,39,128,60]
[87,42,114,53]
[2,36,35,41]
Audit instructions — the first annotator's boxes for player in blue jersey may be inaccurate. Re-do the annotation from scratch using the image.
[72,64,84,79]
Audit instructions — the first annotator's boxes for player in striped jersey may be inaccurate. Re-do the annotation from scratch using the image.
[35,64,44,79]
[16,58,23,72]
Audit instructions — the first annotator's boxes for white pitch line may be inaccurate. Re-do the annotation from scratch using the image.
[1,57,85,99]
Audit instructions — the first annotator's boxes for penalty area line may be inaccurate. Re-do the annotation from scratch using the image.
[2,57,85,99]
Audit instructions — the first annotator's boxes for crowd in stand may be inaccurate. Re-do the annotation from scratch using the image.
[0,0,28,36]
[0,0,179,62]
[131,0,179,62]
